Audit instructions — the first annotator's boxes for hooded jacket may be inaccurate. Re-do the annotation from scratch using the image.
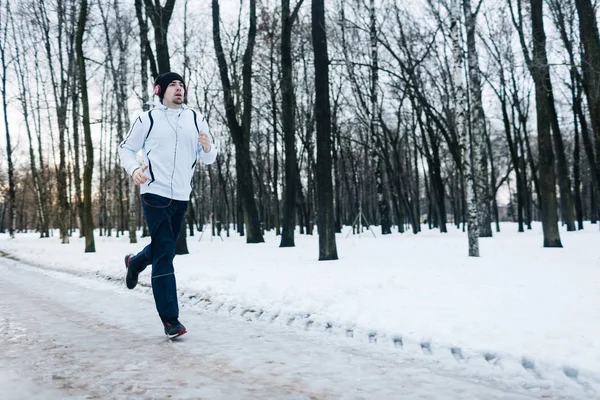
[118,104,217,201]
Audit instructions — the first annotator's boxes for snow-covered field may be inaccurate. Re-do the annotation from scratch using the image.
[0,222,598,396]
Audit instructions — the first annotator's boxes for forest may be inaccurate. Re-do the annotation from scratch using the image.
[0,0,598,258]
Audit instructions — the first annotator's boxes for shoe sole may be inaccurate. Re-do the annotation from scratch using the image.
[166,329,187,339]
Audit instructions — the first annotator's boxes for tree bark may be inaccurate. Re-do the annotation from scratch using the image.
[135,0,158,88]
[0,0,15,238]
[267,30,281,236]
[71,68,84,238]
[574,0,600,218]
[280,0,304,247]
[451,0,478,256]
[312,0,338,260]
[573,109,584,230]
[529,0,562,247]
[75,0,95,252]
[463,0,491,237]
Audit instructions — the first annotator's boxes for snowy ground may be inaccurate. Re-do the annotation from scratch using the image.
[0,222,598,399]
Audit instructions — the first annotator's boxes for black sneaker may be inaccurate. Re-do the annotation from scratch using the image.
[163,319,187,339]
[124,254,138,289]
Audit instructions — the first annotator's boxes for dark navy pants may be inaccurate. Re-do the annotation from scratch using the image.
[129,193,188,322]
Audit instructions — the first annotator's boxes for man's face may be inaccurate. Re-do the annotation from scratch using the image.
[162,80,185,108]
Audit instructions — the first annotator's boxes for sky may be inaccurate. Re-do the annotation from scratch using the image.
[0,221,598,398]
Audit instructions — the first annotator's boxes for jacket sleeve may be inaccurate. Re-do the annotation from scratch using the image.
[119,114,146,176]
[197,115,218,165]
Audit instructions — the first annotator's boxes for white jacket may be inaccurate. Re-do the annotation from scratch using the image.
[118,104,218,201]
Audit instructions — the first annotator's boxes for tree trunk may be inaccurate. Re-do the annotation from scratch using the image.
[451,0,478,256]
[135,0,158,91]
[268,32,281,236]
[332,106,342,233]
[417,110,447,233]
[33,53,50,237]
[511,0,574,230]
[280,0,304,247]
[312,0,338,260]
[573,111,584,230]
[143,0,175,74]
[529,0,562,247]
[574,0,600,219]
[425,124,447,233]
[76,0,95,252]
[212,0,264,243]
[548,93,576,231]
[463,0,490,238]
[0,0,15,238]
[71,69,84,238]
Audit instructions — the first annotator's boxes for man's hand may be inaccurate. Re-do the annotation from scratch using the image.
[199,132,211,152]
[132,166,149,185]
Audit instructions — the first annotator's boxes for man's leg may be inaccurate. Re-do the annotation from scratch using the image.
[151,200,188,322]
[138,194,176,322]
[149,218,178,322]
[128,243,152,275]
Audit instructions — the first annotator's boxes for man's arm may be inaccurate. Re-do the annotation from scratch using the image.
[197,117,218,165]
[118,115,146,176]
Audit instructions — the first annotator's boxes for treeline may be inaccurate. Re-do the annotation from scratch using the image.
[0,0,598,256]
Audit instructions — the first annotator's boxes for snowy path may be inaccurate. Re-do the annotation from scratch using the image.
[0,259,585,399]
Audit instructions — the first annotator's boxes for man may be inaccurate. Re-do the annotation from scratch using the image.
[118,72,217,338]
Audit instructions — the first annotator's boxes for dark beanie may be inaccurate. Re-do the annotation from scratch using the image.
[154,72,185,99]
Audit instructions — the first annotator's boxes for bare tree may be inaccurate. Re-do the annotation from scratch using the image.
[451,0,478,256]
[464,0,491,237]
[280,0,304,247]
[212,0,264,243]
[69,5,84,238]
[0,0,15,238]
[547,0,587,229]
[510,0,575,231]
[257,6,282,236]
[135,0,157,96]
[527,0,562,246]
[11,3,49,237]
[481,6,526,232]
[369,0,392,235]
[312,0,338,260]
[36,0,74,243]
[144,0,175,74]
[339,1,392,235]
[100,0,137,244]
[75,0,94,252]
[574,0,600,218]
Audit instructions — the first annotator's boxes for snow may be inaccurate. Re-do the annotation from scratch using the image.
[0,258,545,399]
[0,222,598,398]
